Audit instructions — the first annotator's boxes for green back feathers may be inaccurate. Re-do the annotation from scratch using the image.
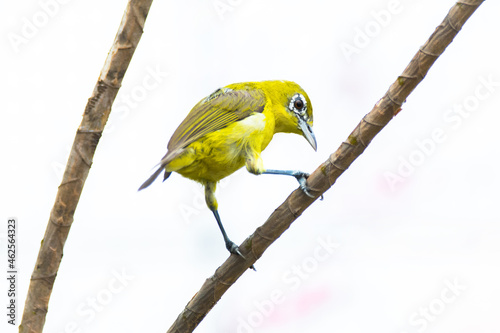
[166,88,265,154]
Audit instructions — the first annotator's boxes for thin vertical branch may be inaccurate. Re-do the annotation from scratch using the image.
[166,1,485,332]
[19,1,154,332]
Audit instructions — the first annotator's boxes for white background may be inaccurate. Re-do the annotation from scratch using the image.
[1,0,499,332]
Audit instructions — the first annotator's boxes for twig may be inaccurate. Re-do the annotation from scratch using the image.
[19,1,154,332]
[166,1,485,332]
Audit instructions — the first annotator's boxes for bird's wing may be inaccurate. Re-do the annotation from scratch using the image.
[164,87,266,162]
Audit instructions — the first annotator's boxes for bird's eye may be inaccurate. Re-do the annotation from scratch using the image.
[289,93,307,116]
[294,99,304,110]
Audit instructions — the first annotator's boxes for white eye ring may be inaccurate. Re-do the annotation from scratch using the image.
[289,93,307,116]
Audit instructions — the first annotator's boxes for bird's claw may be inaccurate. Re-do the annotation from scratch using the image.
[226,241,256,270]
[293,172,317,199]
[299,181,315,198]
[227,241,246,259]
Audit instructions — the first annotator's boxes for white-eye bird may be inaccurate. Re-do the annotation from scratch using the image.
[139,80,316,259]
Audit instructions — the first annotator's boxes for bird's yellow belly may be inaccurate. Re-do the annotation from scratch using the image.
[175,113,273,184]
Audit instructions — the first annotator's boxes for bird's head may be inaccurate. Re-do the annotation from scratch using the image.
[267,81,316,151]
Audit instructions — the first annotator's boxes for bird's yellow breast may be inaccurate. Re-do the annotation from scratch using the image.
[174,111,275,183]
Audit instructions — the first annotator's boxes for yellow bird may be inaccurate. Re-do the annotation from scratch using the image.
[139,80,317,259]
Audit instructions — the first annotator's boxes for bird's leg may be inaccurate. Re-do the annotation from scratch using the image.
[204,183,245,258]
[245,153,320,199]
[211,209,246,258]
[263,169,319,199]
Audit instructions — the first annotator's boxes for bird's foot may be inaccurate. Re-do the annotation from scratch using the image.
[293,172,315,198]
[263,169,324,200]
[226,240,256,271]
[291,171,324,199]
[226,240,246,259]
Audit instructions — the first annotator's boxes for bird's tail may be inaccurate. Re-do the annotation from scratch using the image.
[139,150,181,190]
[138,167,164,191]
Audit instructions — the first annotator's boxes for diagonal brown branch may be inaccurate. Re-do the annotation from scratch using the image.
[166,1,485,332]
[19,1,154,332]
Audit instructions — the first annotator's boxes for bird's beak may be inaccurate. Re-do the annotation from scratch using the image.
[298,117,317,151]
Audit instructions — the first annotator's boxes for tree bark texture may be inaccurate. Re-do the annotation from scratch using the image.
[19,1,154,332]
